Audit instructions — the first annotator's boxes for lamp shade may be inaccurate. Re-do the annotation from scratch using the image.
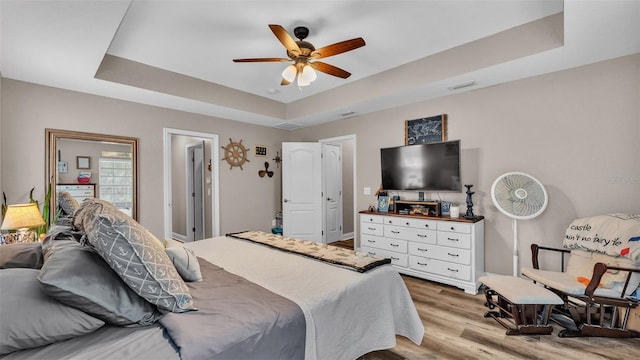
[300,65,317,83]
[281,65,297,83]
[1,203,45,230]
[297,76,311,87]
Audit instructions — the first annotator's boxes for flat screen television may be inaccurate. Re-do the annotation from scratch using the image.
[380,140,461,192]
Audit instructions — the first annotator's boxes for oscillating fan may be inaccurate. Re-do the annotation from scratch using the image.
[491,172,548,276]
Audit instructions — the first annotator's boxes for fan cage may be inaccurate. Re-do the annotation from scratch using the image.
[491,172,548,220]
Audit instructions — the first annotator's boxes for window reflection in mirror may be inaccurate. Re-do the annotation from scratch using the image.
[45,129,138,223]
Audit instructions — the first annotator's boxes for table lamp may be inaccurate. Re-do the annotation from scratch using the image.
[1,203,46,243]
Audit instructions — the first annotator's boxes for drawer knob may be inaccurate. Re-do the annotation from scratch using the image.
[417,262,428,266]
[417,248,427,252]
[447,267,459,273]
[425,225,429,228]
[391,257,399,261]
[367,239,376,243]
[406,222,410,226]
[417,234,427,238]
[368,227,376,231]
[391,230,399,234]
[390,243,399,247]
[447,253,459,257]
[447,237,459,242]
[450,227,455,231]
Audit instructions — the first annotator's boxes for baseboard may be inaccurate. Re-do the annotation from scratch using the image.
[342,232,354,240]
[172,232,188,242]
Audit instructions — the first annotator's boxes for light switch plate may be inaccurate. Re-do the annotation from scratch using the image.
[363,187,371,195]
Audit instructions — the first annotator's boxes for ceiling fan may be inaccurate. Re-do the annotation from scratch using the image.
[233,24,365,87]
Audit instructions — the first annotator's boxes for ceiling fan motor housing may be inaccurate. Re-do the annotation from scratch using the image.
[293,26,309,40]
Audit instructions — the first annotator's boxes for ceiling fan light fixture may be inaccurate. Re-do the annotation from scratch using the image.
[300,64,317,83]
[297,76,311,87]
[282,65,297,83]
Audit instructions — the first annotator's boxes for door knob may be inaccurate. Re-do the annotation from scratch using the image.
[327,197,333,201]
[283,199,289,203]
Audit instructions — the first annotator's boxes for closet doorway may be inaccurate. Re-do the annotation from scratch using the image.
[163,128,220,241]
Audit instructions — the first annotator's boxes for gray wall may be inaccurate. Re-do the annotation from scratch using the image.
[291,54,640,275]
[1,54,638,275]
[0,79,288,237]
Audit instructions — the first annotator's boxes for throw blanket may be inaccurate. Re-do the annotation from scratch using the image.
[160,258,305,360]
[227,231,390,272]
[563,214,640,262]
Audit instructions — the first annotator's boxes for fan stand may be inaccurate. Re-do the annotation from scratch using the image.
[512,218,519,277]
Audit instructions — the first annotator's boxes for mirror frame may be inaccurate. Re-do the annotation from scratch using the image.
[45,128,139,223]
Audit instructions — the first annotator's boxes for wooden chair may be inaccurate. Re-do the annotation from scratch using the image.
[521,214,640,338]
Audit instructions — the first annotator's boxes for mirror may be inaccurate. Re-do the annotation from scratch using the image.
[45,128,139,223]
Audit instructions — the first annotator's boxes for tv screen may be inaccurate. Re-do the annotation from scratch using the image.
[380,140,461,192]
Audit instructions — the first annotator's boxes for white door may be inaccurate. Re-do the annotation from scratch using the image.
[186,141,205,241]
[323,143,343,243]
[282,142,323,242]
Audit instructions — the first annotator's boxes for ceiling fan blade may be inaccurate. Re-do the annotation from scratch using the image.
[280,78,292,86]
[310,61,351,79]
[310,37,365,59]
[233,58,290,62]
[268,24,300,56]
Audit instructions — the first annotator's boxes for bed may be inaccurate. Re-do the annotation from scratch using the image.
[0,200,424,360]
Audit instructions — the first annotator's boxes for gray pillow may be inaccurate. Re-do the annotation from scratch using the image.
[57,191,80,216]
[0,242,43,269]
[80,199,195,313]
[37,240,163,326]
[166,245,203,282]
[72,198,106,232]
[0,268,104,355]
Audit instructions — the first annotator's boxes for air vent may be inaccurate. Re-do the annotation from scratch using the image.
[448,81,476,91]
[273,122,303,131]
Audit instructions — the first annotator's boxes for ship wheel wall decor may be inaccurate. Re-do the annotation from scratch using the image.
[221,138,250,170]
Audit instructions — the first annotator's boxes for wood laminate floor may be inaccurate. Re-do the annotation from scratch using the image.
[331,239,640,359]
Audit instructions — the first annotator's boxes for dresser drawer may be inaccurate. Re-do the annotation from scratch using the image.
[412,229,437,244]
[384,216,437,230]
[385,225,437,245]
[384,225,413,241]
[362,234,407,253]
[361,246,408,268]
[437,232,471,249]
[409,256,471,281]
[361,214,384,224]
[360,222,383,236]
[437,222,471,234]
[408,243,471,265]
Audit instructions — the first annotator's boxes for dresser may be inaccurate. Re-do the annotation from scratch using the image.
[359,211,484,294]
[56,184,95,203]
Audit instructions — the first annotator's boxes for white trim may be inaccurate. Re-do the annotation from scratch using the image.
[163,128,220,240]
[172,232,188,242]
[342,231,354,241]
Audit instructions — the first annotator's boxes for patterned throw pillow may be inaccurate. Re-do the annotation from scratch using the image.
[57,191,80,216]
[72,198,110,232]
[38,240,163,325]
[80,199,195,313]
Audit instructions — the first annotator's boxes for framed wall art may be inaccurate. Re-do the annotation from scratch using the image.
[76,156,91,169]
[377,195,389,213]
[405,114,448,145]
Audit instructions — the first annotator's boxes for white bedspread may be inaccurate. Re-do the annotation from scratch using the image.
[184,236,424,360]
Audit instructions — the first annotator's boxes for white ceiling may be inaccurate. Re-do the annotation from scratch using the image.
[1,1,639,129]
